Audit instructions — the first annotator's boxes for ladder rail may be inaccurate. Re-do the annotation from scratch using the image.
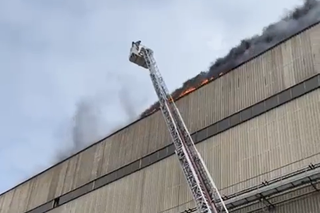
[141,47,227,213]
[143,48,214,213]
[168,95,228,210]
[142,47,228,212]
[128,41,229,213]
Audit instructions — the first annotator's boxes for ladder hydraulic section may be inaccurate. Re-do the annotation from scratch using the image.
[128,41,229,213]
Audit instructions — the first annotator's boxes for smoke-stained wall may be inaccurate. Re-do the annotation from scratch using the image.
[1,19,320,213]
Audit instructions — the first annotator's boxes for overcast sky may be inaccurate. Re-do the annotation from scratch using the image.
[0,0,304,194]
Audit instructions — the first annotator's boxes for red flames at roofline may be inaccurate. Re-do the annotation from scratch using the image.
[141,73,222,117]
[140,0,320,118]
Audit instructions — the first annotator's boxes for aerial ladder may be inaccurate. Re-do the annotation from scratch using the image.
[128,41,229,213]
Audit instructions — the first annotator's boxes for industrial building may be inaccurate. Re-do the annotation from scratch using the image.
[2,20,320,213]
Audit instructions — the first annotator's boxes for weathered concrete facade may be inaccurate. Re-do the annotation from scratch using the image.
[1,22,320,213]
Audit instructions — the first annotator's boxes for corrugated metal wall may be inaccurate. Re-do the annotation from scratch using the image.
[2,22,320,213]
[8,88,317,213]
[43,156,184,213]
[268,193,320,213]
[199,88,320,195]
[233,182,320,213]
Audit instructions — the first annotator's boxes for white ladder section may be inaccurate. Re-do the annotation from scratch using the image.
[129,41,229,213]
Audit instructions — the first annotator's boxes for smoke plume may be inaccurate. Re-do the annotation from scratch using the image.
[119,87,139,122]
[53,0,320,162]
[54,87,140,162]
[54,98,102,161]
[141,0,320,117]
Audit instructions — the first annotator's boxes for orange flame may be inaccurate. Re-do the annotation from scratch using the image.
[177,77,214,98]
[143,75,218,116]
[178,87,196,98]
[200,79,209,85]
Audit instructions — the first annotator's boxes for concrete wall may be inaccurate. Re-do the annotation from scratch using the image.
[1,87,317,213]
[1,22,320,213]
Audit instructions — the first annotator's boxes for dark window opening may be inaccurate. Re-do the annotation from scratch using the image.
[53,197,60,208]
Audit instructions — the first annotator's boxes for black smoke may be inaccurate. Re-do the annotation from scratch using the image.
[141,0,320,117]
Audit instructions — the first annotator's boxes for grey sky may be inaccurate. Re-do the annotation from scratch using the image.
[0,0,303,194]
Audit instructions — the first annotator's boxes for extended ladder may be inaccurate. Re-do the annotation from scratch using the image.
[129,41,228,213]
